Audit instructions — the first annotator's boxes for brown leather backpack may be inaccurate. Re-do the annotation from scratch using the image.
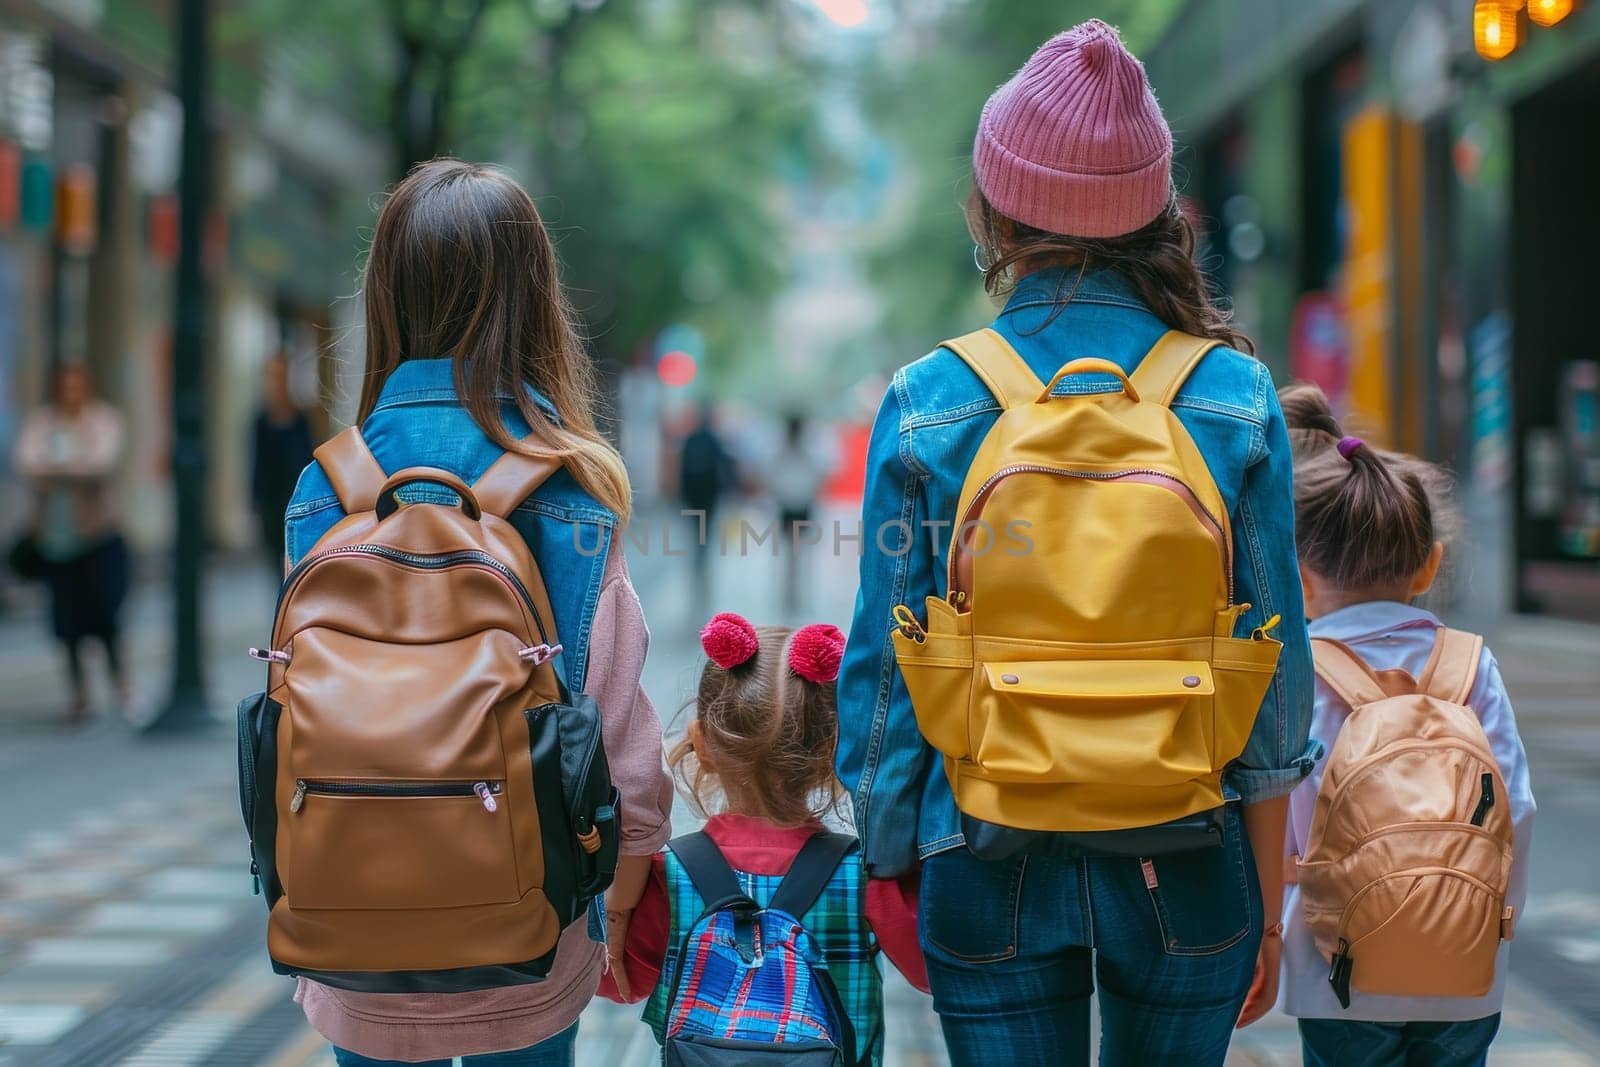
[1293,628,1513,1008]
[237,428,619,993]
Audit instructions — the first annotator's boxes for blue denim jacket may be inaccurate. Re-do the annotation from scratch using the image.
[282,359,618,694]
[836,269,1319,876]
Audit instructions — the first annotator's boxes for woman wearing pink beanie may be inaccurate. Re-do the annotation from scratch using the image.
[835,20,1312,1066]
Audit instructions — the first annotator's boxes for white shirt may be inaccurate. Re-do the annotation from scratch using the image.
[1281,602,1536,1022]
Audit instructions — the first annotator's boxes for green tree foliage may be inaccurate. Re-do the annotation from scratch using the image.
[229,0,815,368]
[859,0,1185,363]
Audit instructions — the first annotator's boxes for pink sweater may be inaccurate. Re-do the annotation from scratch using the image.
[296,543,674,1060]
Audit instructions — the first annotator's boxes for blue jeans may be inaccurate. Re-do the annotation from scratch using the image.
[332,1022,578,1067]
[920,806,1261,1067]
[1299,1015,1502,1067]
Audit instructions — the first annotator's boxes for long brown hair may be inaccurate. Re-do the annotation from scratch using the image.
[1280,383,1456,590]
[668,625,843,828]
[966,186,1253,353]
[358,158,631,519]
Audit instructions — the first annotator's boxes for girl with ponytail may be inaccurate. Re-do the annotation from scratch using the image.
[600,614,928,1065]
[1278,383,1534,1066]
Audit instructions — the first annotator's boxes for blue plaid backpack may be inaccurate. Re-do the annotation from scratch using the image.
[658,831,859,1066]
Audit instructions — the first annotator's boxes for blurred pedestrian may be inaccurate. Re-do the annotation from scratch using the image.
[283,159,671,1067]
[250,352,314,573]
[770,413,831,617]
[836,20,1312,1066]
[13,364,129,723]
[1279,384,1533,1067]
[678,403,734,611]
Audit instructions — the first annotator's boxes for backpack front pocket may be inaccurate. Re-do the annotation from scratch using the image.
[971,659,1214,785]
[1337,864,1503,999]
[285,780,519,910]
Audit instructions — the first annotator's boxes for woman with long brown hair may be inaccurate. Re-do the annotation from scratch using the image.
[281,159,671,1065]
[835,21,1315,1065]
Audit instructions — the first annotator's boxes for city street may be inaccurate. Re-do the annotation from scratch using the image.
[0,505,1597,1065]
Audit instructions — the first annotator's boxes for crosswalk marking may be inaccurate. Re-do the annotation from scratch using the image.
[23,937,176,968]
[0,1003,85,1045]
[115,1013,243,1067]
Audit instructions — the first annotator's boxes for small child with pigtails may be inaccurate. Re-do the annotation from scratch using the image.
[1278,384,1534,1067]
[599,613,928,1066]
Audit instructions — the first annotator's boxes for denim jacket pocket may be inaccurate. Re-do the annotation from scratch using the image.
[921,848,1026,963]
[1142,808,1256,957]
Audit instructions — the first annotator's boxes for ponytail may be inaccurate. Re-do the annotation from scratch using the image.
[1279,383,1451,591]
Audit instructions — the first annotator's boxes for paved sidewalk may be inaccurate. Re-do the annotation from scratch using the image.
[1,511,1597,1064]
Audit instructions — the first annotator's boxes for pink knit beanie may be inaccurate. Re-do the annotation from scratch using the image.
[973,19,1173,239]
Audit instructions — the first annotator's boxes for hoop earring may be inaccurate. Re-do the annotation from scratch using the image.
[973,243,996,273]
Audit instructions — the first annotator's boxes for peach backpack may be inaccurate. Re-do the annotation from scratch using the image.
[1294,628,1514,1007]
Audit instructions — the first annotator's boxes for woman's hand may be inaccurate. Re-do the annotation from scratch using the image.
[605,906,634,1000]
[1237,925,1282,1028]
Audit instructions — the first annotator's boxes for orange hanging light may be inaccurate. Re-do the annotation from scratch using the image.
[1474,0,1521,60]
[1527,0,1574,26]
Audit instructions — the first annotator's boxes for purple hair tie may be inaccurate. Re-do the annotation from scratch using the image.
[1337,436,1364,460]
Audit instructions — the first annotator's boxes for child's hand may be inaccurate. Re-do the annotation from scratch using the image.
[1236,928,1282,1028]
[605,906,634,1000]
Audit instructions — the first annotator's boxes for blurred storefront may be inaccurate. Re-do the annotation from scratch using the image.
[1146,0,1600,621]
[0,0,378,561]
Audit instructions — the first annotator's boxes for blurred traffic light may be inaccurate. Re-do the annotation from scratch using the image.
[1474,0,1521,60]
[1528,0,1574,26]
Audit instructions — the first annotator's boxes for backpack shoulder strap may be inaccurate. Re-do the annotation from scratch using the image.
[472,436,562,519]
[668,832,756,914]
[941,328,1044,411]
[1310,637,1396,708]
[1417,628,1484,705]
[312,427,386,514]
[1129,331,1221,408]
[768,832,857,921]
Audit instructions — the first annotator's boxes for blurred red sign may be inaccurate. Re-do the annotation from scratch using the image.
[148,194,179,266]
[57,163,97,255]
[823,421,870,504]
[0,141,18,231]
[1290,290,1349,406]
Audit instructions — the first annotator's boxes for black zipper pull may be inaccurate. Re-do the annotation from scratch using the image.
[250,858,261,896]
[1329,938,1353,1008]
[1471,773,1495,827]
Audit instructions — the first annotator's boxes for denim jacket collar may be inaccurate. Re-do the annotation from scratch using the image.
[371,358,562,422]
[1000,267,1149,316]
[1309,601,1442,643]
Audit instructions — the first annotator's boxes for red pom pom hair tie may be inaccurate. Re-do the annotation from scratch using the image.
[700,612,759,670]
[789,623,845,684]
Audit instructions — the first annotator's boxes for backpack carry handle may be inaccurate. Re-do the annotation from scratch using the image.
[1036,359,1141,404]
[374,468,484,522]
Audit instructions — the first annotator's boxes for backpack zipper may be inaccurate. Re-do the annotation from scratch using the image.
[1334,865,1500,943]
[1332,818,1505,856]
[290,778,502,813]
[1470,773,1495,827]
[276,545,553,646]
[948,465,1233,606]
[1318,738,1500,835]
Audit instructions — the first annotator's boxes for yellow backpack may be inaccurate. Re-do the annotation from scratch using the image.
[891,329,1282,835]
